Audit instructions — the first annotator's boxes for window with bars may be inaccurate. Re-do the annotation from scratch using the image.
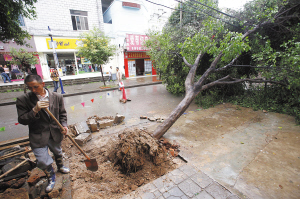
[70,10,89,30]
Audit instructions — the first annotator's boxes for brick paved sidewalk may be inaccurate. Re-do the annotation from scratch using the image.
[122,164,239,199]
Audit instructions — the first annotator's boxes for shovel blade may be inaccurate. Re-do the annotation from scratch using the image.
[84,159,98,171]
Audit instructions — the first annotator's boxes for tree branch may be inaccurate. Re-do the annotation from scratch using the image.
[185,52,204,89]
[182,57,192,68]
[200,77,286,91]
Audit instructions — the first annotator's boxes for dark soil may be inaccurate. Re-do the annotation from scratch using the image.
[62,127,180,199]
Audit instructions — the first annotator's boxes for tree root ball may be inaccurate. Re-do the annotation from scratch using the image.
[110,128,167,173]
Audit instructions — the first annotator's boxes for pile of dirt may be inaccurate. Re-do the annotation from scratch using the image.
[109,128,168,174]
[62,127,181,199]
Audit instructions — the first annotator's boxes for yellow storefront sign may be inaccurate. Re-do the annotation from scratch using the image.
[46,38,81,49]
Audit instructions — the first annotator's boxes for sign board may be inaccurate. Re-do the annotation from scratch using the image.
[122,2,140,9]
[126,34,149,51]
[125,52,150,59]
[46,38,82,49]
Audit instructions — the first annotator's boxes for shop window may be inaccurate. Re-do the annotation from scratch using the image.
[70,10,89,30]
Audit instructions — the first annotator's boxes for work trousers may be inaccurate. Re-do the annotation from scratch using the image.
[32,138,62,170]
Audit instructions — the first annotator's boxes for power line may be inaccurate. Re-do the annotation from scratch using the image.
[173,0,237,27]
[145,0,237,27]
[188,0,235,18]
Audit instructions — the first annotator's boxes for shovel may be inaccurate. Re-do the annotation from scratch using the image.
[44,108,98,171]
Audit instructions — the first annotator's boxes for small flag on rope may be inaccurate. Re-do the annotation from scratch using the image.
[91,99,94,103]
[0,127,5,131]
[100,96,102,99]
[15,123,19,125]
[71,106,75,111]
[81,102,85,107]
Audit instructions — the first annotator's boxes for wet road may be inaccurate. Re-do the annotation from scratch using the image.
[0,84,195,142]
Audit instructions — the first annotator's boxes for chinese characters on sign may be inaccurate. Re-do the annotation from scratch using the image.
[125,52,150,59]
[126,34,149,51]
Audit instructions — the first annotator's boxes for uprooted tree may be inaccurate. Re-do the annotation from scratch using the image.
[145,0,300,139]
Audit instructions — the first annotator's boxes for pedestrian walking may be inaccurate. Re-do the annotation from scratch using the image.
[50,68,60,92]
[0,64,12,83]
[108,66,112,81]
[16,74,70,193]
[116,67,122,91]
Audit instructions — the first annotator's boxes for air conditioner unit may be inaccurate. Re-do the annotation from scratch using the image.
[0,46,4,50]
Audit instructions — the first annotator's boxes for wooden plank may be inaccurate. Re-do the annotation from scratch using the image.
[0,136,29,148]
[0,141,30,151]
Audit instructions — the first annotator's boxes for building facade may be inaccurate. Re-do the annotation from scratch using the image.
[103,0,178,77]
[1,0,104,80]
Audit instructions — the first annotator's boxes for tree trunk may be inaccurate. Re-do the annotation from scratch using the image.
[152,91,196,139]
[23,69,27,93]
[100,65,106,86]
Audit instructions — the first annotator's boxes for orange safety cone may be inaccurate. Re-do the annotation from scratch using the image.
[122,87,127,100]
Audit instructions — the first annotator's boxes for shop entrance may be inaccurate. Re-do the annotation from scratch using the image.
[135,59,144,76]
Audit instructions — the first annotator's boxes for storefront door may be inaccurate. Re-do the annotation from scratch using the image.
[128,60,136,77]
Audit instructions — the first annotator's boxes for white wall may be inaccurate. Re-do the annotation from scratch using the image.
[23,0,104,37]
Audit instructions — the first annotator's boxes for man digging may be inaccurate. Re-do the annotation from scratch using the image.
[16,74,70,193]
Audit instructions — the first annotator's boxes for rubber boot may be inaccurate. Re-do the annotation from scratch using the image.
[55,155,70,174]
[44,165,56,193]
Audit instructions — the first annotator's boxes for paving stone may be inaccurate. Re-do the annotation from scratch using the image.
[74,133,92,146]
[153,190,162,197]
[139,182,157,193]
[157,196,164,199]
[163,187,189,199]
[178,164,197,177]
[226,195,240,199]
[193,190,214,199]
[191,171,213,188]
[178,179,202,197]
[205,183,232,199]
[152,175,175,193]
[138,192,156,199]
[167,169,189,185]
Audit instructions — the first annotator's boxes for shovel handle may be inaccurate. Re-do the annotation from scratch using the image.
[44,108,91,160]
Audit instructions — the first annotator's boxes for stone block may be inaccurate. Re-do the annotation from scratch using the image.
[74,133,92,146]
[11,178,26,189]
[2,160,32,177]
[74,121,89,134]
[114,115,125,124]
[0,188,29,199]
[27,167,46,186]
[98,119,114,129]
[88,119,98,132]
[29,178,48,199]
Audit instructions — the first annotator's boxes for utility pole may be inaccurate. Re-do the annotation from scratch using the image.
[48,26,65,94]
[180,0,182,28]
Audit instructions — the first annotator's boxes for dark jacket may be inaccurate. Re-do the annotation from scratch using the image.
[16,89,67,148]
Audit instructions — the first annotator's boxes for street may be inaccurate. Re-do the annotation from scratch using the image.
[0,84,197,142]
